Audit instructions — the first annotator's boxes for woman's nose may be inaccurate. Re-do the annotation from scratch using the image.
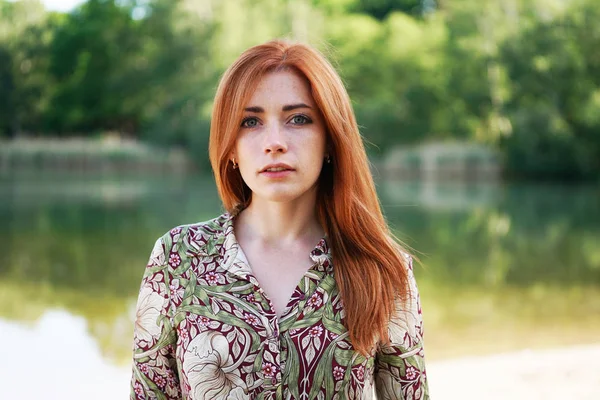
[264,123,288,153]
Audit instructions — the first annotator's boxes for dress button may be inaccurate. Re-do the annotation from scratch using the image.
[271,377,277,385]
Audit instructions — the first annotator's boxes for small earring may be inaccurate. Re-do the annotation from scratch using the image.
[326,155,331,164]
[231,158,238,169]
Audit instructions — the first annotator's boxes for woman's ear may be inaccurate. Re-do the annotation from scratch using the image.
[229,152,238,169]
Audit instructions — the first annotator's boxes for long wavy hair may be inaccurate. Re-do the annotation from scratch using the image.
[209,39,411,355]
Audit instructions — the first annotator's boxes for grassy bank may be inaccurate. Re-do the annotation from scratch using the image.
[0,137,195,174]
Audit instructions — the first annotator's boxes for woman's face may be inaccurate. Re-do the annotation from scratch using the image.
[233,69,327,205]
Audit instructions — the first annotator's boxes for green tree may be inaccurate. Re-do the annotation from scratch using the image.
[0,0,50,136]
[352,0,428,19]
[137,0,217,160]
[500,0,600,179]
[45,0,142,133]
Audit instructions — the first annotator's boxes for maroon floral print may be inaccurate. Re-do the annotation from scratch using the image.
[130,213,428,399]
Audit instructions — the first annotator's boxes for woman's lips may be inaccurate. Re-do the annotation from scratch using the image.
[260,168,294,178]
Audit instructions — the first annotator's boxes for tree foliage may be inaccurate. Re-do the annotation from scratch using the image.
[0,0,598,179]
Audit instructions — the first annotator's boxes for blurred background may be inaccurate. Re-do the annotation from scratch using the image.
[0,0,599,398]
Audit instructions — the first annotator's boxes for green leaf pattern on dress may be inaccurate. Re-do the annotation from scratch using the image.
[130,213,429,399]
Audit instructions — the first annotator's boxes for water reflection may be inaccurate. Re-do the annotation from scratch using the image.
[1,310,130,399]
[380,180,501,211]
[0,174,599,394]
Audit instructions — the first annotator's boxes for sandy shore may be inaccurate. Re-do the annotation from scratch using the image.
[427,344,600,400]
[1,311,599,399]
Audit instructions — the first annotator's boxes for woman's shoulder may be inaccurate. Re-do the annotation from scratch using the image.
[154,212,233,256]
[389,239,414,270]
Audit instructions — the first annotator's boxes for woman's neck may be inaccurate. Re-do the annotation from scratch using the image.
[235,196,324,247]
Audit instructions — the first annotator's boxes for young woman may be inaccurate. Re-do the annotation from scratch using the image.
[130,40,428,400]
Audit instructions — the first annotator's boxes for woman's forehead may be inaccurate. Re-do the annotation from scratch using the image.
[245,70,315,108]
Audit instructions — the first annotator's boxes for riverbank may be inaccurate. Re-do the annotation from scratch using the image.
[0,137,194,174]
[427,343,600,399]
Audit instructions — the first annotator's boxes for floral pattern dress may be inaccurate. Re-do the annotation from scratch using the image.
[130,213,429,400]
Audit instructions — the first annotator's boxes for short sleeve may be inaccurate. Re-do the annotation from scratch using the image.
[130,237,182,399]
[375,255,429,399]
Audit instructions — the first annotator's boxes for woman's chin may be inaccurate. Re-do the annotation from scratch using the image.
[252,188,315,205]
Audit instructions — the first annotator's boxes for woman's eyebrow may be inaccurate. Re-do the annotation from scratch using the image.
[282,103,312,111]
[243,103,312,113]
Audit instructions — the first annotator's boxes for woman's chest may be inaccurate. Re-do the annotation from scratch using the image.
[169,258,375,399]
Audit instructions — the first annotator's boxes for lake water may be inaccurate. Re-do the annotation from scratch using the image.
[1,173,599,397]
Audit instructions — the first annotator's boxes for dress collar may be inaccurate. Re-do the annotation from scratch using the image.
[217,212,334,276]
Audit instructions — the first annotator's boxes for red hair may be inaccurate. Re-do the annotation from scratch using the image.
[209,40,411,355]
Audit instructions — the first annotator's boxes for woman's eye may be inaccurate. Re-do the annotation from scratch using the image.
[241,117,259,128]
[291,115,310,125]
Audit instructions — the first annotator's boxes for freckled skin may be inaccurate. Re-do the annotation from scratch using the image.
[233,70,327,204]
